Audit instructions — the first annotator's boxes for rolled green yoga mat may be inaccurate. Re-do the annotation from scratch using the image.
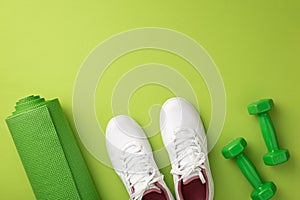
[6,95,100,200]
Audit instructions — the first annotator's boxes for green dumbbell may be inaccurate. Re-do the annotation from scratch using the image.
[222,138,276,200]
[248,99,290,165]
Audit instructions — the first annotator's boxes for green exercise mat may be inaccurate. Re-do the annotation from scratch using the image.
[6,95,100,200]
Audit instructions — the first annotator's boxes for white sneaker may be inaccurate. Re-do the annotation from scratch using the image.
[160,97,214,200]
[106,115,174,200]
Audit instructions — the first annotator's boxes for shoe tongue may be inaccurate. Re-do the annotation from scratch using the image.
[130,173,160,197]
[180,155,194,170]
[125,145,146,173]
[143,183,161,196]
[176,130,198,168]
[182,171,199,185]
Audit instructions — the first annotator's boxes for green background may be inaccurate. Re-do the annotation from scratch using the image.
[1,0,299,199]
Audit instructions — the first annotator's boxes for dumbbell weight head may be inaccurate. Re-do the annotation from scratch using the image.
[222,137,247,158]
[248,99,274,115]
[263,149,290,166]
[251,181,277,200]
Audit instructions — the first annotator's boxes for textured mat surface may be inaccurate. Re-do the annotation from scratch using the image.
[6,95,100,200]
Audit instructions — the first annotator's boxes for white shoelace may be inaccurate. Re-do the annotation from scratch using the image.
[121,142,164,200]
[170,128,207,184]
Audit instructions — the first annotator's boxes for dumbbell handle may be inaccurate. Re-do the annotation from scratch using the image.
[235,153,263,188]
[258,112,280,152]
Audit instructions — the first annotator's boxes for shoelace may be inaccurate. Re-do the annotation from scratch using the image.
[170,128,207,184]
[121,142,164,200]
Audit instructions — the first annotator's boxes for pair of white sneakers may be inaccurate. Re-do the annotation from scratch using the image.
[106,97,214,200]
